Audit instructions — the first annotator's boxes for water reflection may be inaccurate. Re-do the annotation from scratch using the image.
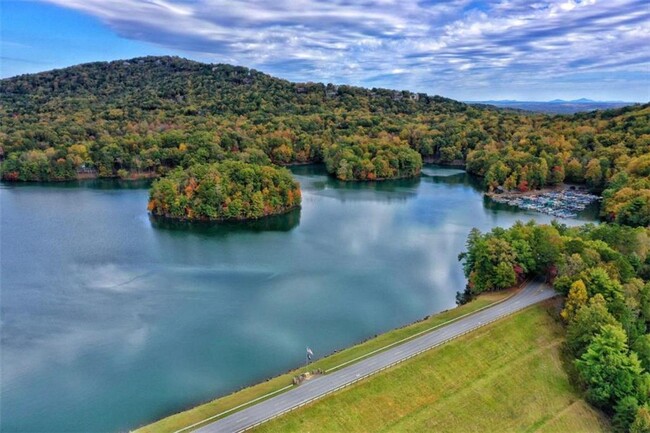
[291,164,421,204]
[0,164,599,433]
[0,178,152,190]
[149,208,301,235]
[421,170,484,189]
[420,165,466,177]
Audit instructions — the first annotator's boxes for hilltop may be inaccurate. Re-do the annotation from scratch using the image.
[1,56,462,117]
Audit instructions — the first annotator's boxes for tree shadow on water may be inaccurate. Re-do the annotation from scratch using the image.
[148,207,301,236]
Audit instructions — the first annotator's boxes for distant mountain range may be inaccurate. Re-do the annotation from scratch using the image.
[466,98,638,114]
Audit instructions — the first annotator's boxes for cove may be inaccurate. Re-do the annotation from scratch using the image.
[0,165,598,433]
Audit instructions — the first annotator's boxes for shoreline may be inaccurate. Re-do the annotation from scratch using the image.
[134,289,515,433]
[148,204,301,224]
[0,170,160,183]
[1,161,425,184]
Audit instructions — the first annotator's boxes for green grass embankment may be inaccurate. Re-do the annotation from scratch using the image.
[253,303,610,433]
[136,291,513,433]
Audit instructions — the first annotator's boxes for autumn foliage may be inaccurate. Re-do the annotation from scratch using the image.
[148,161,300,221]
[0,56,648,224]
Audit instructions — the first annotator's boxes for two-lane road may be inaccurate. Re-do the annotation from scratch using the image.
[194,280,556,433]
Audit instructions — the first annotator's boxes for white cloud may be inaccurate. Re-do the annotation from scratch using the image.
[40,0,650,100]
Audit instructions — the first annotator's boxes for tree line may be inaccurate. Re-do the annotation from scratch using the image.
[459,221,650,431]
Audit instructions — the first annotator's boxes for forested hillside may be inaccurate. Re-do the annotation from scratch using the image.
[1,56,648,224]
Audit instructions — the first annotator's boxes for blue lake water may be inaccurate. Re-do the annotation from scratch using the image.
[0,165,598,432]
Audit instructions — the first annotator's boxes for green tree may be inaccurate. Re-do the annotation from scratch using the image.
[634,335,650,372]
[484,161,510,191]
[566,158,584,183]
[567,294,617,356]
[614,396,640,433]
[576,323,644,409]
[531,225,562,274]
[585,158,604,189]
[493,261,516,289]
[584,267,625,304]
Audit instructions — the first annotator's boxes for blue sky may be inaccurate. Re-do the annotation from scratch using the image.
[1,0,649,101]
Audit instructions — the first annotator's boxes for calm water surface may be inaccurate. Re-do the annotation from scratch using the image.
[0,165,598,432]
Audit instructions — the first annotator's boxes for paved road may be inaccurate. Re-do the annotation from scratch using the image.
[194,280,556,433]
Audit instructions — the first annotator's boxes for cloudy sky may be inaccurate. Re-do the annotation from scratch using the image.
[2,0,649,101]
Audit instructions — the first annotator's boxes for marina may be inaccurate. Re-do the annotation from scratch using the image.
[489,188,600,219]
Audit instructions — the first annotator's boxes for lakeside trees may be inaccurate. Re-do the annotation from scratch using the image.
[323,135,422,181]
[148,161,300,221]
[1,56,648,222]
[458,222,563,295]
[601,154,650,227]
[459,221,650,431]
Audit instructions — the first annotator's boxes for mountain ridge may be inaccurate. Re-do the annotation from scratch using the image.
[2,55,641,115]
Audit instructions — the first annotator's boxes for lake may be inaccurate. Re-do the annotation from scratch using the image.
[0,165,599,432]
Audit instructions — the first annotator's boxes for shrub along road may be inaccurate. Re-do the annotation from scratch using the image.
[193,280,556,433]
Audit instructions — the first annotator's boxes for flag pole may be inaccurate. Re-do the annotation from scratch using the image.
[305,347,313,374]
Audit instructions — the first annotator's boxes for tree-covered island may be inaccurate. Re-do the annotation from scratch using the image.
[148,161,300,221]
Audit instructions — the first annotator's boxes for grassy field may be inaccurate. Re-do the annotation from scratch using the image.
[135,290,513,433]
[252,303,611,433]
